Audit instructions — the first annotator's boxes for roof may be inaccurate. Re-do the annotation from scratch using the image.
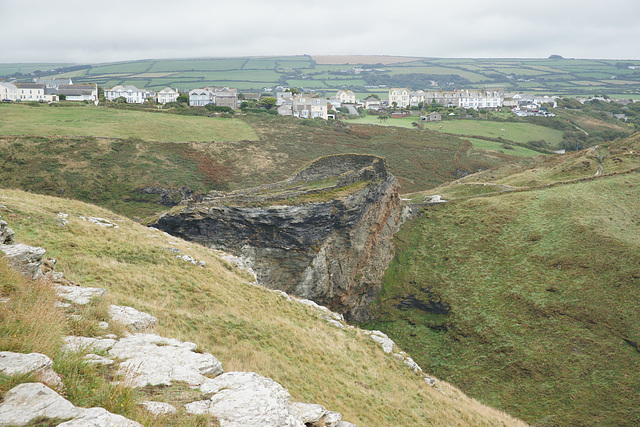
[17,83,45,89]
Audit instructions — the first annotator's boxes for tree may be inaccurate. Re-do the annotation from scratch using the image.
[58,94,66,101]
[177,93,189,104]
[260,97,277,110]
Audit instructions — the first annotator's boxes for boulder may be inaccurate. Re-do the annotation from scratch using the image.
[0,383,81,425]
[57,407,142,427]
[290,402,327,424]
[108,334,223,388]
[188,371,303,427]
[0,243,46,279]
[364,330,395,353]
[0,220,14,244]
[56,285,107,305]
[0,351,63,390]
[63,336,117,353]
[109,305,158,332]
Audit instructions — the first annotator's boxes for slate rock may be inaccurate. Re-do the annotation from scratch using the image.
[0,220,14,244]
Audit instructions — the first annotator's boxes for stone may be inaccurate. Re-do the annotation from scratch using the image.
[109,305,158,332]
[0,243,46,279]
[0,383,81,425]
[56,285,106,305]
[290,402,327,424]
[394,352,422,373]
[98,321,109,329]
[322,411,342,426]
[364,330,395,353]
[335,422,357,427]
[140,401,177,415]
[0,351,63,390]
[63,336,117,353]
[193,371,304,427]
[57,407,142,426]
[424,376,436,387]
[84,354,115,365]
[150,154,408,322]
[108,334,223,388]
[0,220,14,244]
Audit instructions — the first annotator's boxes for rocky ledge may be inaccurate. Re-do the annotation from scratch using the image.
[150,154,410,322]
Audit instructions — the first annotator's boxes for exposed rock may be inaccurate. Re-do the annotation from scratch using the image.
[84,354,115,365]
[364,330,395,353]
[108,334,223,388]
[57,407,142,427]
[335,422,357,427]
[140,401,177,415]
[56,285,107,305]
[151,154,409,322]
[0,383,80,426]
[63,336,117,353]
[0,243,46,279]
[0,351,63,390]
[290,402,326,424]
[189,371,304,427]
[109,305,158,332]
[393,352,422,374]
[0,220,14,244]
[79,216,119,228]
[139,186,195,207]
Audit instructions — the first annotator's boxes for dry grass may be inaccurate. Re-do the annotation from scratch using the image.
[0,189,526,426]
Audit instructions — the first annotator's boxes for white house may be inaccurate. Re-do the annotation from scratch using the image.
[16,83,47,102]
[157,87,180,104]
[0,82,18,101]
[363,96,381,111]
[335,89,356,104]
[458,90,502,109]
[388,88,410,108]
[57,84,98,102]
[291,95,328,120]
[189,88,214,106]
[409,90,426,108]
[105,85,154,104]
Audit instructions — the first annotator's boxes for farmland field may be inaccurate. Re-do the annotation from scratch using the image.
[0,103,259,142]
[3,55,640,97]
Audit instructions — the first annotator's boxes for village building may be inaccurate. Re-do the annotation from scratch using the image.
[156,87,180,104]
[363,96,381,111]
[213,87,238,110]
[291,95,328,119]
[189,88,214,106]
[57,84,98,102]
[188,87,238,109]
[104,85,154,103]
[0,82,18,101]
[335,89,356,104]
[16,83,48,102]
[420,112,442,122]
[388,88,410,108]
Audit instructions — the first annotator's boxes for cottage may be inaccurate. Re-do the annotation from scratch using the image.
[291,95,328,119]
[420,112,442,122]
[335,89,356,104]
[363,96,381,111]
[57,84,98,102]
[156,87,180,104]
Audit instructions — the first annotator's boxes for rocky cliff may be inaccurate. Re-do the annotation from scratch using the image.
[150,154,409,322]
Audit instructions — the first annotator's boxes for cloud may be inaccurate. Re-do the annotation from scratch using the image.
[1,0,639,63]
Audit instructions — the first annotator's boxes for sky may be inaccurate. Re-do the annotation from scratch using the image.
[2,0,640,64]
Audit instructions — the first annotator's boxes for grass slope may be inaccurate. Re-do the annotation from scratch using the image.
[366,144,640,425]
[0,189,525,426]
[0,103,258,142]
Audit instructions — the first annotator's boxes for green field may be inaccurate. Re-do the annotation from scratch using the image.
[5,55,640,96]
[366,136,640,425]
[345,116,564,146]
[0,103,258,142]
[466,138,544,157]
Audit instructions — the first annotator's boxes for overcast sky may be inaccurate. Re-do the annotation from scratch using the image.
[2,0,640,64]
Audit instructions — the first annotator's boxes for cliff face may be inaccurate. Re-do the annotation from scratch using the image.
[151,154,408,322]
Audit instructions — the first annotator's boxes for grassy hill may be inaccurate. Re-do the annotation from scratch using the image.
[0,103,535,218]
[365,134,640,426]
[4,55,640,97]
[0,188,526,426]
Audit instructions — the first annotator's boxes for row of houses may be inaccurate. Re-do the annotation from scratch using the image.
[388,88,504,110]
[0,78,98,103]
[188,87,238,109]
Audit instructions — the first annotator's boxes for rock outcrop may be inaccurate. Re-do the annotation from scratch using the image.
[151,154,409,322]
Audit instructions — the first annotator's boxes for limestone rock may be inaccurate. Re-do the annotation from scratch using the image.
[335,422,357,427]
[56,285,107,305]
[0,243,46,279]
[63,336,117,353]
[0,351,62,390]
[0,383,81,425]
[140,401,177,415]
[109,305,158,332]
[290,402,326,424]
[84,354,115,365]
[192,371,304,427]
[108,334,223,388]
[0,220,14,244]
[57,407,142,426]
[364,330,395,353]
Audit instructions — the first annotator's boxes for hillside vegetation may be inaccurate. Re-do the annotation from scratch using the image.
[366,134,640,426]
[0,104,533,218]
[0,189,526,426]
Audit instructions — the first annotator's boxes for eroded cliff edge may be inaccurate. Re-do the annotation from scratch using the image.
[150,154,409,322]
